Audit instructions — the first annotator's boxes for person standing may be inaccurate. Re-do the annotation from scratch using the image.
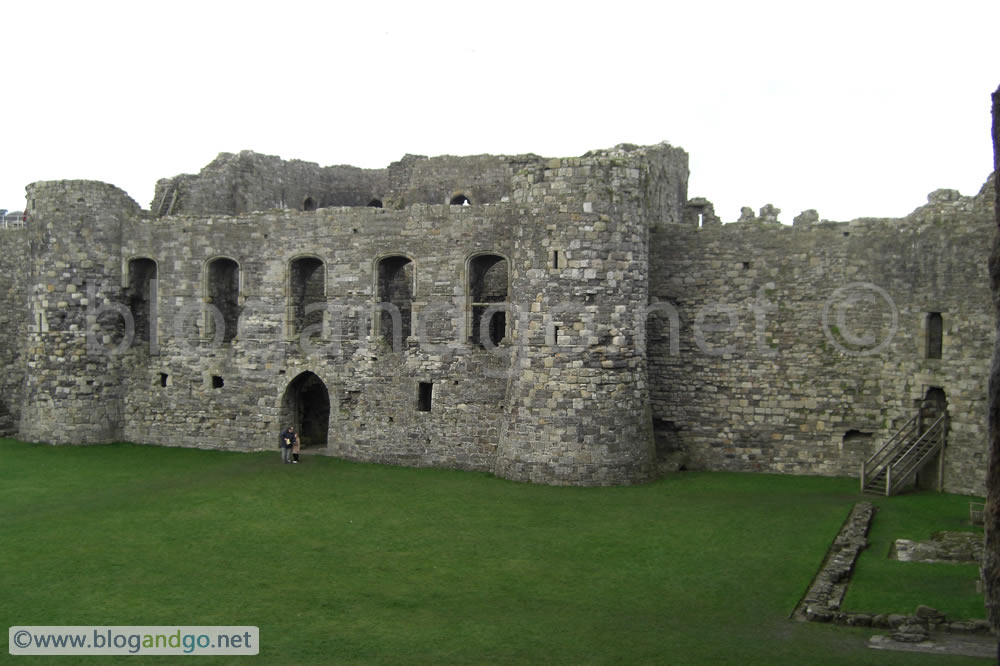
[280,425,296,464]
[291,428,301,464]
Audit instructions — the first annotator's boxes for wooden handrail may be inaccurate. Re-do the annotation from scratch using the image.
[862,414,918,488]
[886,415,946,495]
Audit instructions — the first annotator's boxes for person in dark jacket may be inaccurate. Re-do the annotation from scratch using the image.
[280,425,297,464]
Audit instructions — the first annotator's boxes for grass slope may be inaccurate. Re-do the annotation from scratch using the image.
[0,440,989,664]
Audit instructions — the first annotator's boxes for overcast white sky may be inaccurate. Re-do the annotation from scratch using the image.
[3,1,998,222]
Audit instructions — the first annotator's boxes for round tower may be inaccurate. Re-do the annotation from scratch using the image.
[19,181,139,444]
[494,148,671,485]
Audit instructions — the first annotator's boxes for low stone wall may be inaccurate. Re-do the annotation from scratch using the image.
[795,501,991,638]
[796,502,875,620]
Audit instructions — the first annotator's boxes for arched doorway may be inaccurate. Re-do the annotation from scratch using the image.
[919,387,948,433]
[916,387,948,490]
[280,372,330,449]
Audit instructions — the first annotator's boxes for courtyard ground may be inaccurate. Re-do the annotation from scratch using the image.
[0,439,990,664]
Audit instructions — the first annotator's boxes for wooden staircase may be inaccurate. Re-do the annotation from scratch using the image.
[861,403,947,496]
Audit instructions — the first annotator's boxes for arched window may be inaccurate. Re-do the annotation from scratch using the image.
[367,198,384,208]
[303,197,317,211]
[450,194,470,206]
[926,312,942,359]
[288,256,326,338]
[467,254,509,346]
[375,255,414,350]
[206,257,240,343]
[127,257,157,346]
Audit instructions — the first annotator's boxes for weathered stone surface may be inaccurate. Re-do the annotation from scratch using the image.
[649,177,995,495]
[895,532,984,563]
[913,608,937,623]
[0,126,995,494]
[887,614,909,628]
[795,502,874,621]
[984,81,1000,638]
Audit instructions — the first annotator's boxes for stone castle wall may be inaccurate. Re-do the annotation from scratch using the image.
[649,183,995,495]
[14,144,691,486]
[0,226,28,432]
[115,203,518,471]
[153,151,547,216]
[4,141,994,492]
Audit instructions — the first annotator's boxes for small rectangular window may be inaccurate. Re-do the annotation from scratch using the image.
[159,373,169,387]
[551,250,562,269]
[212,375,224,389]
[417,382,432,412]
[926,312,943,360]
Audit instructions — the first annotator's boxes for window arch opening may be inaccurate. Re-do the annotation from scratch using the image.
[375,255,414,350]
[468,254,509,347]
[206,257,240,343]
[450,194,470,206]
[368,198,384,208]
[127,257,158,346]
[303,197,316,211]
[289,257,326,338]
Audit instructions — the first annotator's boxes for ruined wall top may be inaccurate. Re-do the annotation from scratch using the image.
[680,170,996,230]
[149,142,690,226]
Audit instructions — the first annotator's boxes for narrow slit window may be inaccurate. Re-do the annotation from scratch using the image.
[159,373,169,387]
[926,312,943,359]
[417,382,433,412]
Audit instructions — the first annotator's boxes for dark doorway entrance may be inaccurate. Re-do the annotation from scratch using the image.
[281,372,330,449]
[919,387,948,433]
[916,387,948,490]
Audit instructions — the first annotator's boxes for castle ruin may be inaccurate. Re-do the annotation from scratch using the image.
[0,143,993,493]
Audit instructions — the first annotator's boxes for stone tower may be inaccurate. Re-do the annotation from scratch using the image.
[494,144,688,484]
[19,181,140,443]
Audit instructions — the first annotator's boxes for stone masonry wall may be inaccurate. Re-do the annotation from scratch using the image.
[115,203,518,473]
[649,182,995,495]
[154,151,546,217]
[10,141,995,492]
[19,143,687,486]
[19,181,141,444]
[0,226,28,432]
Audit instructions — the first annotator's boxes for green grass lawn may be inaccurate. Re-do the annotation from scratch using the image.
[845,491,986,619]
[0,439,991,665]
